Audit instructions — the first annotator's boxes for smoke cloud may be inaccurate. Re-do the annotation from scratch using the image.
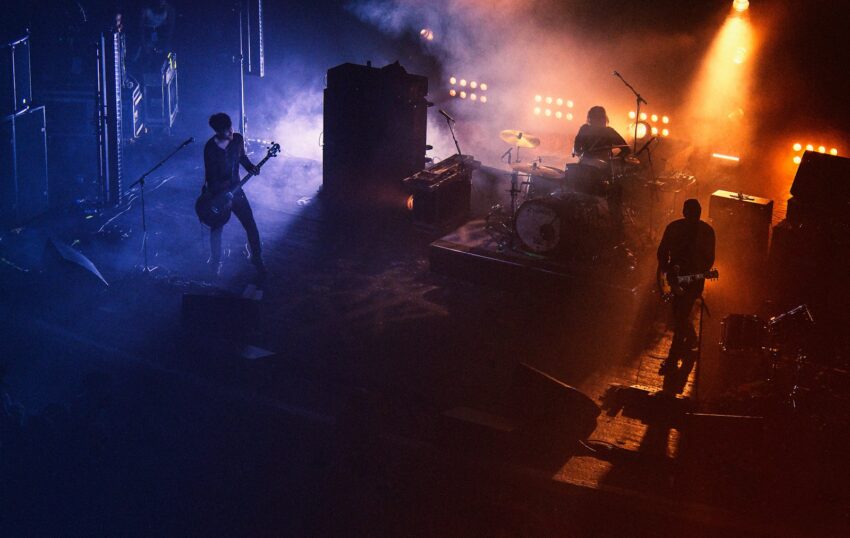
[347,0,711,168]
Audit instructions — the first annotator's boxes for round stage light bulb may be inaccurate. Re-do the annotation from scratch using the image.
[567,100,574,108]
[555,111,563,119]
[459,91,467,99]
[651,127,659,135]
[631,122,647,139]
[449,76,457,85]
[651,114,658,122]
[544,109,552,116]
[556,98,563,106]
[830,148,838,155]
[661,128,670,137]
[480,83,488,91]
[470,93,477,101]
[733,0,749,13]
[793,156,802,164]
[535,95,542,102]
[792,143,802,152]
[662,116,669,124]
[449,89,457,97]
[460,79,467,87]
[420,28,434,41]
[806,144,814,151]
[470,81,477,89]
[534,107,541,115]
[639,112,647,121]
[545,97,553,104]
[818,146,826,153]
[480,96,487,103]
[628,111,636,119]
[567,113,574,120]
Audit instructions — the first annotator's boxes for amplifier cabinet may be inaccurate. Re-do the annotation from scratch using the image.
[709,189,773,268]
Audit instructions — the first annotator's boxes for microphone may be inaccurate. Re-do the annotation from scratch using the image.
[439,109,455,123]
[181,137,195,147]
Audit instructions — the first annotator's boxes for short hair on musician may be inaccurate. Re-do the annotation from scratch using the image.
[683,198,701,220]
[209,113,232,133]
[587,106,609,126]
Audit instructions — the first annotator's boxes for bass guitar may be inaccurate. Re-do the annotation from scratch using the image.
[657,266,719,302]
[195,142,281,228]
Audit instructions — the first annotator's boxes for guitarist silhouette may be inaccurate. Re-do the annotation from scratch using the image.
[202,113,264,278]
[656,199,715,373]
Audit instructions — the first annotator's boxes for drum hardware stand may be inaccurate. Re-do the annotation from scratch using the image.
[613,70,647,154]
[129,137,194,274]
[637,136,660,239]
[501,147,513,164]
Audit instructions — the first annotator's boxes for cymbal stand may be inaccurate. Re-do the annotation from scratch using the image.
[613,71,647,154]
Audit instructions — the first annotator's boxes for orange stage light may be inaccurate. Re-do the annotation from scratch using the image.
[480,96,487,103]
[792,143,802,152]
[792,156,802,164]
[480,83,488,91]
[449,76,456,85]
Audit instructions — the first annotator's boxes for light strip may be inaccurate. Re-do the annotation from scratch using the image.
[711,153,741,162]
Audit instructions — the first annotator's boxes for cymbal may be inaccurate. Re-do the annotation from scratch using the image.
[511,162,565,180]
[500,130,541,148]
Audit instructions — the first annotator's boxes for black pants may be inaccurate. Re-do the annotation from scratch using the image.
[209,191,261,263]
[668,284,702,361]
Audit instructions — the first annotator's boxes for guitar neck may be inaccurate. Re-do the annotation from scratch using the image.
[230,154,274,194]
[678,272,710,284]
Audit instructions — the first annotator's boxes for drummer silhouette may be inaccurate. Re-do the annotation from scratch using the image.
[570,106,631,233]
[572,106,631,160]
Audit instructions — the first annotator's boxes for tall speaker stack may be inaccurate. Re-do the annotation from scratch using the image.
[322,61,429,206]
[768,151,850,345]
[1,33,49,228]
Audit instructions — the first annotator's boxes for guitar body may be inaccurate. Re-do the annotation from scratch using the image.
[194,142,281,229]
[657,266,719,302]
[195,189,234,228]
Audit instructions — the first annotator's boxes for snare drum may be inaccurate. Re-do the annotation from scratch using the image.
[720,314,767,353]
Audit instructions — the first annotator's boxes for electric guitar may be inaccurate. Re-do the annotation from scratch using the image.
[195,142,281,228]
[657,266,719,302]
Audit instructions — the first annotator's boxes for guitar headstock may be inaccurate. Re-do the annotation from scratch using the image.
[267,142,281,158]
[707,268,720,280]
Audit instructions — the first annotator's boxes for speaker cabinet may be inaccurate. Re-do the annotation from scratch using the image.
[790,151,850,214]
[322,62,428,200]
[0,106,49,227]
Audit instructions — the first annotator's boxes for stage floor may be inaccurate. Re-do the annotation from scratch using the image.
[0,147,844,536]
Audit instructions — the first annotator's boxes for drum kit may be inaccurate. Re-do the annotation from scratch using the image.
[486,129,646,258]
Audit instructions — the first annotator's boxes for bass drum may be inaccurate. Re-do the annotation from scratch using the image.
[514,192,612,256]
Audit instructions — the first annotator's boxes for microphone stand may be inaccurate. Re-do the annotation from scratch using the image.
[442,113,465,176]
[613,71,647,154]
[128,138,193,274]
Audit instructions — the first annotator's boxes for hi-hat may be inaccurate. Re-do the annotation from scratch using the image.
[511,162,565,180]
[500,130,541,148]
